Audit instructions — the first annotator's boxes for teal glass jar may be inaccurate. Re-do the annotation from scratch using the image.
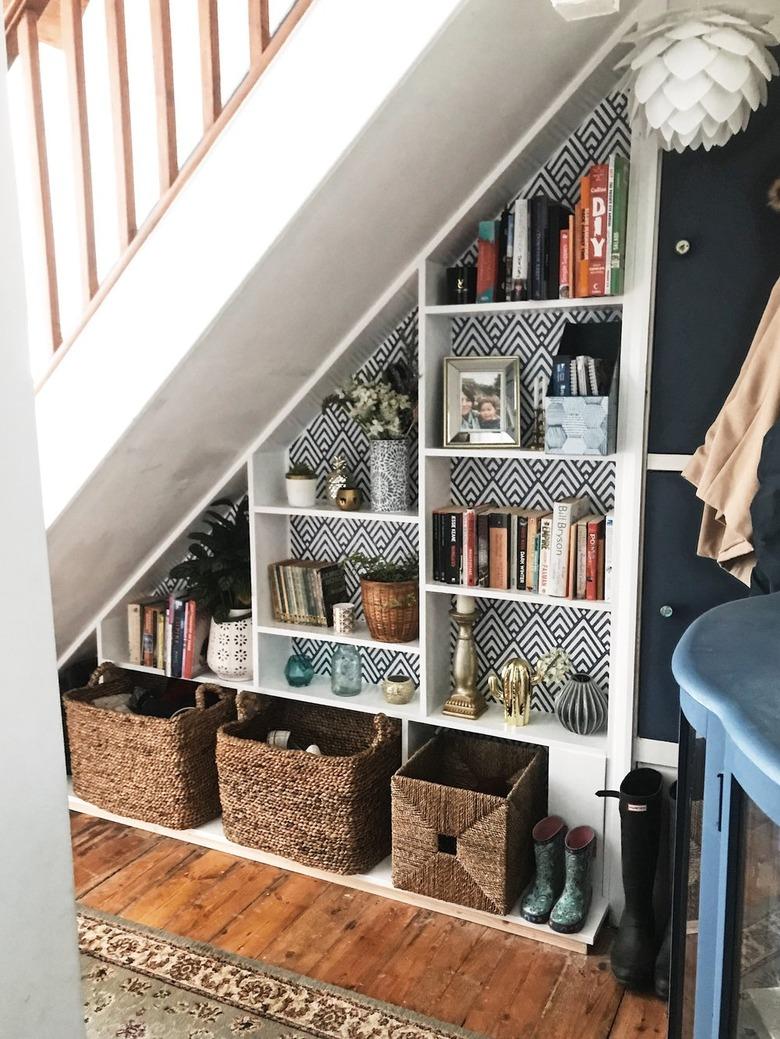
[331,644,362,697]
[284,653,314,688]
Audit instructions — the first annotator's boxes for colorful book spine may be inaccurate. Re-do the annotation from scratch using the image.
[538,516,552,596]
[604,512,614,601]
[516,516,529,590]
[488,511,510,589]
[559,228,570,299]
[477,512,490,587]
[155,608,165,671]
[142,605,155,667]
[182,600,195,680]
[127,603,142,665]
[567,213,575,300]
[511,198,529,301]
[170,598,186,678]
[610,155,630,295]
[585,517,605,601]
[548,497,590,597]
[587,163,609,297]
[576,175,591,298]
[476,220,499,303]
[604,154,616,295]
[576,521,588,599]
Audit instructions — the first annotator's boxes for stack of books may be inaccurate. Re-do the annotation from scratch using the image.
[127,597,209,679]
[269,559,347,626]
[475,153,629,303]
[432,498,613,600]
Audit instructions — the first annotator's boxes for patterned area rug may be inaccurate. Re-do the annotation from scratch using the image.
[79,910,478,1039]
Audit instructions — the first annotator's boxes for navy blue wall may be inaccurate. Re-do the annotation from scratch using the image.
[638,66,780,742]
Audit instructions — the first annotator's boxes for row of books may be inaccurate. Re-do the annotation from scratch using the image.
[550,353,614,397]
[269,559,347,627]
[432,497,613,601]
[475,153,629,304]
[127,597,208,679]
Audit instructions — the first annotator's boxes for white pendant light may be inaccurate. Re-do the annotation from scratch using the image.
[551,0,619,21]
[618,5,779,152]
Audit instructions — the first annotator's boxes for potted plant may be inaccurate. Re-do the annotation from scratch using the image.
[170,496,252,681]
[322,341,418,513]
[285,461,318,508]
[348,552,419,643]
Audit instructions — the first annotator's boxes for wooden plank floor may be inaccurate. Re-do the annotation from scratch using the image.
[71,812,668,1038]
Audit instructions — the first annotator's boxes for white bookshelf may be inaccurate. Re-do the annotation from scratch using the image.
[72,112,660,949]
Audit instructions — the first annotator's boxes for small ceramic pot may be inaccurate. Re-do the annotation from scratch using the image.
[285,475,317,508]
[382,674,416,705]
[336,487,362,511]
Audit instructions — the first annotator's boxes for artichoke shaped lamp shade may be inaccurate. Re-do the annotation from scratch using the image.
[618,6,779,152]
[551,0,619,21]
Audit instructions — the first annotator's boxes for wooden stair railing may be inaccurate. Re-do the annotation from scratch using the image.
[3,0,312,376]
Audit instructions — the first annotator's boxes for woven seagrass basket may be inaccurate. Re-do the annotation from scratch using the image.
[392,731,547,914]
[360,578,419,643]
[217,693,401,873]
[64,662,235,829]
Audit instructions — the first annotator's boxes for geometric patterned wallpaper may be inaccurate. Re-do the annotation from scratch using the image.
[280,91,628,702]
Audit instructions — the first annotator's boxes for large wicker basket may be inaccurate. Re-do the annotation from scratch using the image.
[392,731,547,914]
[64,662,235,829]
[360,578,419,643]
[217,694,401,873]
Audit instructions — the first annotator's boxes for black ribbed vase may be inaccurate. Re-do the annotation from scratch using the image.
[555,672,608,736]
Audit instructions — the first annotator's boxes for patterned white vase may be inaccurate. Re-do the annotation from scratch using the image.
[369,439,409,513]
[206,610,251,681]
[555,672,608,736]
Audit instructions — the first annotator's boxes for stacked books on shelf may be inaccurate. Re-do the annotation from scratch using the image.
[432,498,613,601]
[468,152,629,304]
[127,597,209,679]
[269,559,347,626]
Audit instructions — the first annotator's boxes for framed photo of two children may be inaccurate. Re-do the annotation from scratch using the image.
[443,356,521,447]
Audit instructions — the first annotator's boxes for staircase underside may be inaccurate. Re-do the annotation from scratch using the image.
[44,0,642,658]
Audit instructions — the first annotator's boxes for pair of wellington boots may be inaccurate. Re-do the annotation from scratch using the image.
[598,769,675,997]
[520,816,595,933]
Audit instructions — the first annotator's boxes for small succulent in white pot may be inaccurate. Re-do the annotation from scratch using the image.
[285,461,317,508]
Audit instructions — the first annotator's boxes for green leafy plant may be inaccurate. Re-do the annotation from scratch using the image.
[286,461,316,478]
[321,340,419,441]
[169,496,251,623]
[347,552,418,583]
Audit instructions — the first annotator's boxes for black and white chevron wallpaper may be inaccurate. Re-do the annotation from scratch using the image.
[459,90,630,265]
[278,91,628,701]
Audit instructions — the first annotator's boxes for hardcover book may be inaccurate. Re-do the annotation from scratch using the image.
[476,220,499,303]
[511,198,529,301]
[587,163,609,297]
[548,496,592,597]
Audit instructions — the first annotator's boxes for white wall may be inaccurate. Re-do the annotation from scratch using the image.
[0,38,84,1039]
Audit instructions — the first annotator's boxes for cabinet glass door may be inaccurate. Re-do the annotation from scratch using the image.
[729,790,780,1038]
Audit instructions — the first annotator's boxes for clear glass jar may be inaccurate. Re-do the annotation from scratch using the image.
[331,644,362,697]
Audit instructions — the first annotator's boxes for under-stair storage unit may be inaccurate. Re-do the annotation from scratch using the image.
[64,85,660,952]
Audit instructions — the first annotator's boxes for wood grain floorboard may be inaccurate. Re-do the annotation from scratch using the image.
[70,813,668,1038]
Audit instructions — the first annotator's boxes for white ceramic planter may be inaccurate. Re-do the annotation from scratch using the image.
[206,610,252,681]
[285,476,317,508]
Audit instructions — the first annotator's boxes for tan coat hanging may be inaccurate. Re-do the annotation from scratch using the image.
[682,277,780,585]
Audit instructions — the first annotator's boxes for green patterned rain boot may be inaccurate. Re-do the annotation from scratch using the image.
[550,825,596,934]
[520,815,567,924]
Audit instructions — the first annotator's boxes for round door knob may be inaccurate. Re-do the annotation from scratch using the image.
[675,239,691,256]
[659,605,674,618]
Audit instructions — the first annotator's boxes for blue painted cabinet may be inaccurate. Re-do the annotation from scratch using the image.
[670,596,780,1038]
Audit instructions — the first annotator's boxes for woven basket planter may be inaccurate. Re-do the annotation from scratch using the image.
[217,694,401,873]
[64,662,235,829]
[392,731,547,914]
[360,578,419,643]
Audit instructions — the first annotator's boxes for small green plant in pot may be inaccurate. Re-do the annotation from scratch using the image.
[170,496,252,681]
[285,461,317,508]
[348,552,419,644]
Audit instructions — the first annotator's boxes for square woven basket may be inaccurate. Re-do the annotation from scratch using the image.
[391,731,547,914]
[217,693,402,874]
[64,662,235,829]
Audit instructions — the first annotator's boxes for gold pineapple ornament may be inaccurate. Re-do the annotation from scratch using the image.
[487,649,572,726]
[325,456,350,503]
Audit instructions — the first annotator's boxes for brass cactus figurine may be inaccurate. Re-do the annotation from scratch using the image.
[487,648,572,726]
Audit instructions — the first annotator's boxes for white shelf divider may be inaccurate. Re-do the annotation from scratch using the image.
[67,784,607,952]
[253,501,419,525]
[424,581,612,613]
[425,296,624,317]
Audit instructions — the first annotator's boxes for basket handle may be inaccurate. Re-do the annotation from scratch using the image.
[194,683,234,709]
[236,689,261,721]
[87,661,122,687]
[372,712,399,746]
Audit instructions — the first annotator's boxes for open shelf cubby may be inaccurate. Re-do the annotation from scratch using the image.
[68,87,659,950]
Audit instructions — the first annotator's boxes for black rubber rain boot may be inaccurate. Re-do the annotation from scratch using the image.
[598,768,664,989]
[654,781,677,1000]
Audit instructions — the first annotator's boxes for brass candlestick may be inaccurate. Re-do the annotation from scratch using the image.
[442,606,487,720]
